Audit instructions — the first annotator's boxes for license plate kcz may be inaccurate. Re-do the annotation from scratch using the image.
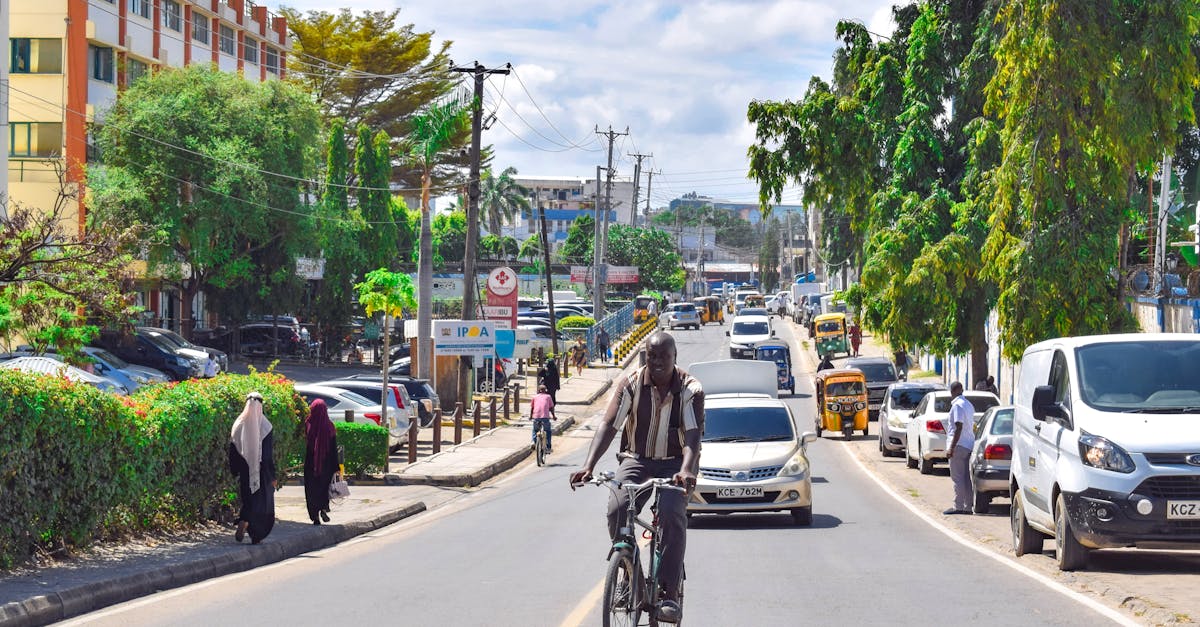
[717,486,764,498]
[1167,501,1200,519]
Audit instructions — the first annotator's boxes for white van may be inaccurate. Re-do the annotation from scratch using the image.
[1011,333,1200,571]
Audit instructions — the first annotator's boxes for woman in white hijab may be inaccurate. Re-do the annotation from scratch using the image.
[228,392,276,544]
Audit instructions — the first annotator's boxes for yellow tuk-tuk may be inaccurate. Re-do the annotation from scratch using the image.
[813,312,848,357]
[633,294,657,323]
[813,368,869,439]
[693,296,725,325]
[743,294,766,310]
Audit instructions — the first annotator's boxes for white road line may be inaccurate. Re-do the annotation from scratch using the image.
[839,444,1140,627]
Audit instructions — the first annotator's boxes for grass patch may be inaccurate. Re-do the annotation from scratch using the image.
[906,488,920,498]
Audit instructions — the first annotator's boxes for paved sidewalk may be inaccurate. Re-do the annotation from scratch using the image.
[0,337,646,627]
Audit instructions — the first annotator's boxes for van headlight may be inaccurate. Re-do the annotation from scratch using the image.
[1078,433,1135,474]
[778,449,809,477]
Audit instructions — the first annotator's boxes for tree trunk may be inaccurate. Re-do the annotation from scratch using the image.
[418,168,434,382]
[180,281,197,339]
[968,294,989,389]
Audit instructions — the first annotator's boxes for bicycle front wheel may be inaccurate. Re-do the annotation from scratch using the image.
[603,551,640,627]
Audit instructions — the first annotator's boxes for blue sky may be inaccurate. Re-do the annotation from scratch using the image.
[277,1,896,208]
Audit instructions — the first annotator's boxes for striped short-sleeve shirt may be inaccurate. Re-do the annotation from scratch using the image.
[607,365,703,460]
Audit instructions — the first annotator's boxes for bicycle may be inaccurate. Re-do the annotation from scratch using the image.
[533,421,549,467]
[579,471,687,626]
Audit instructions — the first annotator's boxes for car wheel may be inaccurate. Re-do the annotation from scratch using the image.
[973,491,991,515]
[918,446,934,475]
[1011,488,1046,557]
[905,447,918,469]
[1054,493,1090,571]
[790,505,812,526]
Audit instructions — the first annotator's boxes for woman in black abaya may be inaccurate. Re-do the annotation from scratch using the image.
[303,398,339,525]
[229,392,276,544]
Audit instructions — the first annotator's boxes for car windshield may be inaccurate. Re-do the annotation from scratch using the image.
[990,409,1014,435]
[933,394,999,413]
[890,387,939,410]
[89,349,130,369]
[145,328,195,349]
[702,406,794,442]
[732,321,768,335]
[1076,340,1200,412]
[854,363,896,381]
[827,380,864,396]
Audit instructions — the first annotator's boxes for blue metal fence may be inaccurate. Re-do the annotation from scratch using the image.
[586,301,635,359]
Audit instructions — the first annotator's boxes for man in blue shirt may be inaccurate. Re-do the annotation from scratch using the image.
[944,381,977,515]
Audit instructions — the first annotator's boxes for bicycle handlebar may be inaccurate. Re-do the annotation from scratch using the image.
[575,471,686,493]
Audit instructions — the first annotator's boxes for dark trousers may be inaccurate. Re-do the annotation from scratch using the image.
[606,456,687,599]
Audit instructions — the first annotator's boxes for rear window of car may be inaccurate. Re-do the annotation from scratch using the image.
[990,408,1014,435]
[671,304,696,312]
[703,406,794,442]
[889,387,939,410]
[853,362,896,382]
[933,394,999,413]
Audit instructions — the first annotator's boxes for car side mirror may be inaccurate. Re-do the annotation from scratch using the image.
[1031,385,1065,422]
[801,431,818,445]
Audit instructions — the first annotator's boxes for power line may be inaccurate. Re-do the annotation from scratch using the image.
[510,68,601,151]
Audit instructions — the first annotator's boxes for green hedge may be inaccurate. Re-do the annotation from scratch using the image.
[334,422,388,477]
[0,370,305,569]
[556,315,595,331]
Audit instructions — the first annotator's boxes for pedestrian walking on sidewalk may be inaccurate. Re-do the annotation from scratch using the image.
[848,321,863,357]
[530,384,557,453]
[229,392,276,544]
[943,382,977,515]
[539,355,561,404]
[596,326,611,363]
[303,398,339,526]
[571,338,587,375]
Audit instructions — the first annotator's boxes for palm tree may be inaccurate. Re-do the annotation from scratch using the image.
[404,95,471,380]
[480,166,532,236]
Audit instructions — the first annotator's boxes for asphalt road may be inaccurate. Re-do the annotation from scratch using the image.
[68,321,1119,626]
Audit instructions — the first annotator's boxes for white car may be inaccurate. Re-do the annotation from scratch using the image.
[0,355,129,395]
[766,292,790,317]
[688,360,818,525]
[878,382,946,457]
[664,303,702,330]
[726,314,774,359]
[904,390,1000,474]
[295,383,388,427]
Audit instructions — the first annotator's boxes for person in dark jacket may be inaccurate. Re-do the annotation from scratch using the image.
[229,392,276,544]
[303,399,339,525]
[539,355,561,403]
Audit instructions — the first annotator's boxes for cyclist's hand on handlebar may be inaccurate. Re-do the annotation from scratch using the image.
[672,470,697,492]
[569,469,593,490]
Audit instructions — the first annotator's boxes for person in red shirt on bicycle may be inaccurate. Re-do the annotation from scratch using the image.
[530,384,557,453]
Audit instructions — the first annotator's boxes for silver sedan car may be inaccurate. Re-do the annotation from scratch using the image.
[877,382,945,457]
[968,405,1014,514]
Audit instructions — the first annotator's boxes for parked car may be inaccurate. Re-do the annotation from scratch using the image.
[386,357,412,376]
[726,315,774,359]
[340,375,439,428]
[878,382,946,457]
[969,405,1014,514]
[137,326,227,375]
[28,346,169,393]
[0,356,128,395]
[1011,333,1200,571]
[314,378,413,450]
[663,303,701,330]
[845,356,901,419]
[93,329,202,381]
[294,383,386,426]
[521,324,562,354]
[688,359,818,525]
[904,390,1000,474]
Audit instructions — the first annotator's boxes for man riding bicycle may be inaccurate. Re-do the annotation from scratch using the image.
[530,384,556,453]
[570,332,703,624]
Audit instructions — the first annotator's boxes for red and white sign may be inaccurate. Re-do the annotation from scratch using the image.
[606,265,640,284]
[486,266,518,329]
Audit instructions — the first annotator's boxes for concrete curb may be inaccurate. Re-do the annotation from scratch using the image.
[392,416,577,488]
[0,502,427,627]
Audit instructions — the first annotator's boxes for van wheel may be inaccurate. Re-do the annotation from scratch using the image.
[1011,489,1046,557]
[1055,494,1090,571]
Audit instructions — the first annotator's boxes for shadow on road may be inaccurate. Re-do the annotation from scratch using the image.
[687,512,843,530]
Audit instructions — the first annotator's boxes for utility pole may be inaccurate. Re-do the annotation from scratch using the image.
[592,165,604,315]
[644,169,657,225]
[785,210,794,281]
[595,125,628,319]
[539,208,558,357]
[0,0,9,220]
[628,152,650,227]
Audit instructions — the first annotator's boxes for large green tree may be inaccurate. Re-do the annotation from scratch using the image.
[90,66,321,334]
[311,118,366,344]
[606,225,685,293]
[355,125,408,271]
[559,214,595,265]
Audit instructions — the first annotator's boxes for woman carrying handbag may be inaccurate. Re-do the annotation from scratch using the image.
[303,399,340,525]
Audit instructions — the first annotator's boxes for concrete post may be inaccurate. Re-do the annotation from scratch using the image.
[503,388,511,422]
[454,402,464,445]
[472,401,482,438]
[489,397,497,430]
[407,419,419,464]
[514,384,521,414]
[432,408,442,454]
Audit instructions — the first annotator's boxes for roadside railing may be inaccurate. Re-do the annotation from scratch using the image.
[585,300,635,359]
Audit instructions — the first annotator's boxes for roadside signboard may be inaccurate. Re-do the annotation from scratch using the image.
[570,264,639,284]
[433,320,496,356]
[486,266,518,329]
[512,328,532,359]
[495,329,515,359]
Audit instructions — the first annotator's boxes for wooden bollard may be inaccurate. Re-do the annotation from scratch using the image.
[514,384,521,414]
[432,408,443,454]
[454,402,464,445]
[489,397,497,430]
[344,408,355,423]
[472,401,482,437]
[503,388,511,423]
[407,417,419,464]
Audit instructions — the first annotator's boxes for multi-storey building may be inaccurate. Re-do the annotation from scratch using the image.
[668,192,805,226]
[8,0,291,329]
[511,175,636,247]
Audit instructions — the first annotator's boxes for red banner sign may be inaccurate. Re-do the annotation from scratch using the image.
[486,266,518,329]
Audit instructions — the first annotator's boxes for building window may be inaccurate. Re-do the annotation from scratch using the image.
[265,46,279,74]
[163,0,182,31]
[11,38,62,74]
[129,0,150,19]
[126,57,149,85]
[89,44,114,82]
[10,122,64,158]
[192,13,210,44]
[218,25,236,55]
[243,38,258,63]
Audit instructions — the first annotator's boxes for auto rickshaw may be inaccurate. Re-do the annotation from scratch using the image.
[633,294,656,323]
[693,296,724,325]
[813,368,869,439]
[754,343,794,395]
[743,294,766,310]
[812,312,848,357]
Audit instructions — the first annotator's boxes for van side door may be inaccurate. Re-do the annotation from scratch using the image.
[1013,348,1052,522]
[1027,350,1073,528]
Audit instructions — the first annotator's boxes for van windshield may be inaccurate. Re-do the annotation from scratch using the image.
[1077,341,1200,412]
[733,321,769,335]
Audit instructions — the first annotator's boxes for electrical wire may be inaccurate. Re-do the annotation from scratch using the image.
[510,68,602,151]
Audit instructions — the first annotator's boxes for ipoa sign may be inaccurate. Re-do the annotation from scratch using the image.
[433,320,497,357]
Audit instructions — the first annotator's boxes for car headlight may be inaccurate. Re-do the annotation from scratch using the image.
[1078,433,1135,473]
[827,402,841,412]
[855,401,866,411]
[175,356,189,367]
[779,448,809,477]
[129,372,152,384]
[888,413,906,429]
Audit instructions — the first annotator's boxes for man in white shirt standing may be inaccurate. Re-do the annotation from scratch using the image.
[944,381,977,515]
